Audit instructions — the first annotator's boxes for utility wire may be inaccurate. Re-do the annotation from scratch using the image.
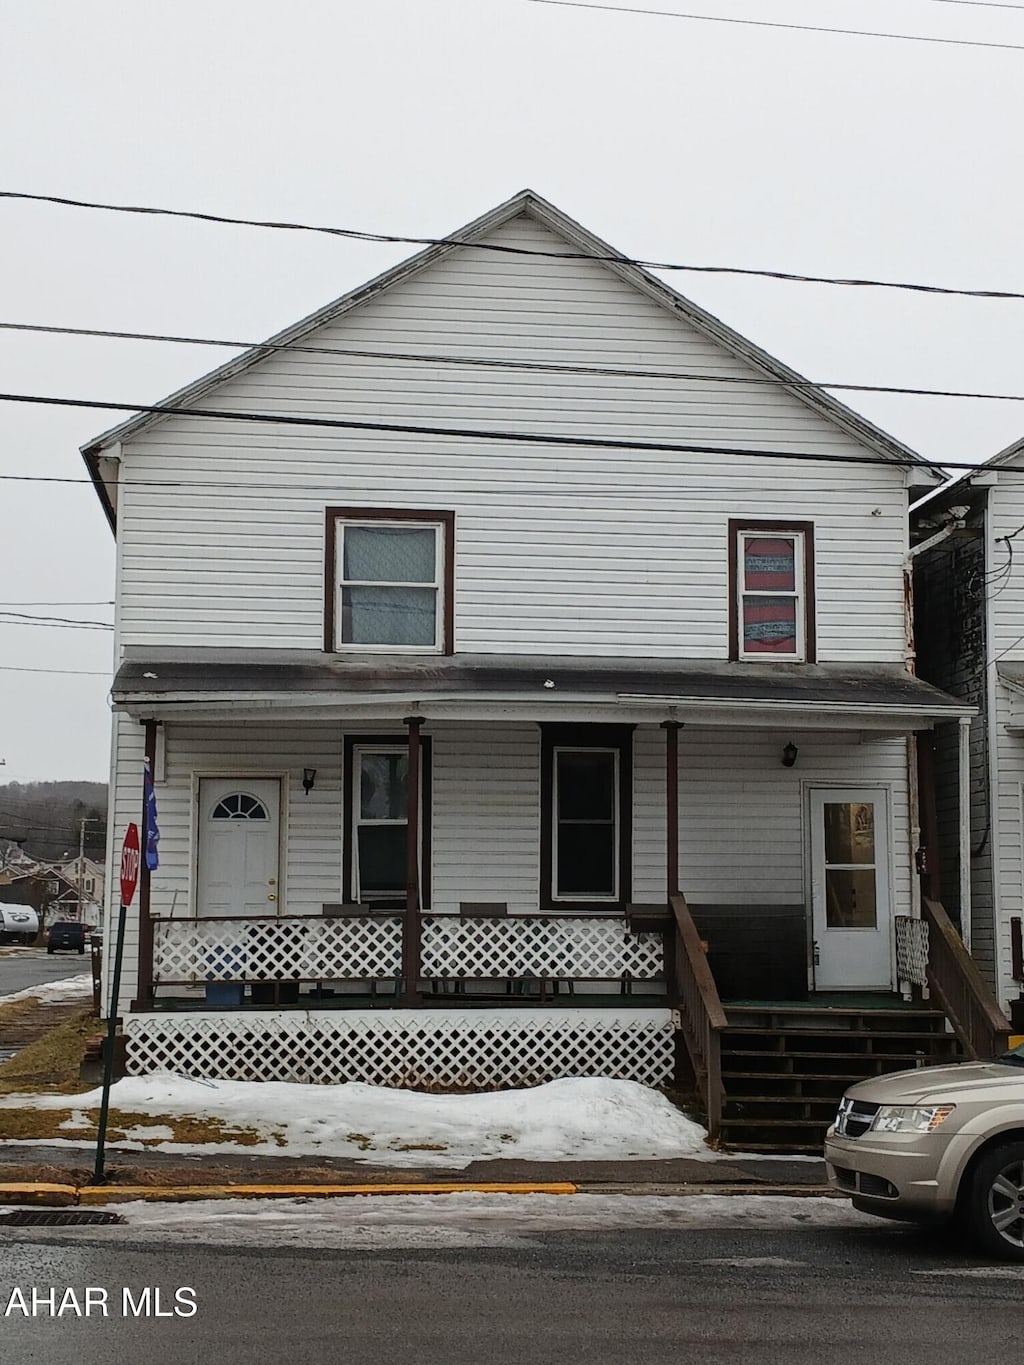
[521,0,1024,51]
[3,389,1024,479]
[0,388,933,469]
[0,664,110,676]
[3,190,1024,300]
[0,600,114,607]
[5,319,1024,404]
[0,611,112,627]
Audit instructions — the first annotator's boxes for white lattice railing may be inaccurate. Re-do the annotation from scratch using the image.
[124,1007,677,1088]
[895,915,930,988]
[152,913,664,985]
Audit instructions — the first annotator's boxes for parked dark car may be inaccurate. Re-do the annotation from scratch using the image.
[46,921,86,954]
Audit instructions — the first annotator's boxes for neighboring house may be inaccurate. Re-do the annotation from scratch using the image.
[82,190,1002,1148]
[913,449,1024,1033]
[0,866,83,928]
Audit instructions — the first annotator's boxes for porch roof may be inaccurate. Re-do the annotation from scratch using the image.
[112,651,972,730]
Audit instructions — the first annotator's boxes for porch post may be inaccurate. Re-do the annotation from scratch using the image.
[402,715,424,1006]
[958,716,972,952]
[662,721,681,899]
[134,719,157,1010]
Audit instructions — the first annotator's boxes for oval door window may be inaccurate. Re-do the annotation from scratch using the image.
[211,793,269,820]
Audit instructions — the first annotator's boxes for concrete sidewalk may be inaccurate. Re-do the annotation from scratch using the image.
[0,1142,829,1202]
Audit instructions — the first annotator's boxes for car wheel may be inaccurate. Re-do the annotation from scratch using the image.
[965,1142,1024,1261]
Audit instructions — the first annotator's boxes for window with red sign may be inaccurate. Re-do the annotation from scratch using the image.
[729,522,815,662]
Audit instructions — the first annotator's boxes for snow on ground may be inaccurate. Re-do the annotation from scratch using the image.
[0,972,92,1008]
[0,1073,712,1164]
[3,1193,875,1250]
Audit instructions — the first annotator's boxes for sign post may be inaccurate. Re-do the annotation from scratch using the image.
[93,823,139,1184]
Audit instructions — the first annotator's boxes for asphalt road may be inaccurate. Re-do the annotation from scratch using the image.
[3,1220,1023,1365]
[0,947,89,999]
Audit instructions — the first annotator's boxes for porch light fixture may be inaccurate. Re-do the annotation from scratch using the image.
[302,768,317,795]
[781,742,799,769]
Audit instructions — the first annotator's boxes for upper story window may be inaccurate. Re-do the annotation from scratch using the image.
[729,521,816,663]
[325,508,454,654]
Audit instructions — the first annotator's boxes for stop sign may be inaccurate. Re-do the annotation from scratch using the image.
[120,823,141,906]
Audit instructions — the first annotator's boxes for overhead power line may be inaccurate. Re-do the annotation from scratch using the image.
[1,388,1023,479]
[0,387,929,469]
[0,664,110,676]
[3,190,1024,301]
[0,599,114,607]
[0,610,113,628]
[521,0,1024,51]
[5,319,1024,404]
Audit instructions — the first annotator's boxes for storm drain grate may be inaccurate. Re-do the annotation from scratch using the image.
[0,1209,125,1227]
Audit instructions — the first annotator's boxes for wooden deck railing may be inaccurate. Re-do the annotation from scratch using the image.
[922,897,1011,1059]
[669,892,727,1139]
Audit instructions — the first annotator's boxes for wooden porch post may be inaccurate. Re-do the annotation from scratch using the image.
[402,715,424,1006]
[662,721,681,899]
[134,719,157,1010]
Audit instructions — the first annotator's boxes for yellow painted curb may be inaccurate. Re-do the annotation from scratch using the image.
[0,1182,78,1207]
[78,1181,578,1204]
[1010,1035,1024,1051]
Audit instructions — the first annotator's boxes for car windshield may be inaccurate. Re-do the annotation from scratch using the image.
[994,1040,1024,1067]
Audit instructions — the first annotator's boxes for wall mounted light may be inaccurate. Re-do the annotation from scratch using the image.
[781,742,799,769]
[302,768,317,795]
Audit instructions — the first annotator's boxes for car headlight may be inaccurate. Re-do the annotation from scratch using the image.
[870,1103,956,1134]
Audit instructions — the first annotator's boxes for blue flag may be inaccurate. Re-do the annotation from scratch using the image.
[144,759,160,871]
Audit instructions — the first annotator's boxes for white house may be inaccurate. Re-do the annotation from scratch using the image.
[84,191,998,1148]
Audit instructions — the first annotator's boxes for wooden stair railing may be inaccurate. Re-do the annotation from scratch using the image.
[922,897,1011,1060]
[669,893,727,1139]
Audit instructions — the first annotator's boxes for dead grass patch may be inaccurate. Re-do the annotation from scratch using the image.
[0,1008,97,1094]
[0,1104,271,1148]
[0,997,43,1029]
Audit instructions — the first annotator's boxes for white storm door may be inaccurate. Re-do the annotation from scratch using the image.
[197,778,281,917]
[810,789,893,991]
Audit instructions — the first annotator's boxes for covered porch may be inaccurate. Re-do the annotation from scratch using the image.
[107,651,999,1131]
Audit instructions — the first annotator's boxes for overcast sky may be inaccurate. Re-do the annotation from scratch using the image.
[2,0,1023,785]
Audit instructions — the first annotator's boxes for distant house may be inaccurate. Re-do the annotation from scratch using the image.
[0,866,82,927]
[82,190,1004,1148]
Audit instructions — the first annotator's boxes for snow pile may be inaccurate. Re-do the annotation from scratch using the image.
[0,1074,709,1164]
[0,972,93,1008]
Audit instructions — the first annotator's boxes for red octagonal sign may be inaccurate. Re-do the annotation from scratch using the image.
[120,823,140,906]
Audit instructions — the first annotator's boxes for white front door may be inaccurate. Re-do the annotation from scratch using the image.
[197,778,281,917]
[810,788,893,991]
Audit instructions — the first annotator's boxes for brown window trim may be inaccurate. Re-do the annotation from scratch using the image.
[342,733,432,910]
[539,723,634,913]
[324,507,455,655]
[728,519,816,664]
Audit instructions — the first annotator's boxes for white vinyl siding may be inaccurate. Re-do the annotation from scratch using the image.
[982,472,1024,1005]
[113,212,910,664]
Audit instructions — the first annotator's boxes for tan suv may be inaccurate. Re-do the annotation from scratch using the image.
[825,1041,1024,1260]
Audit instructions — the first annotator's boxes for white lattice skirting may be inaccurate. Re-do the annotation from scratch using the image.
[123,1008,677,1089]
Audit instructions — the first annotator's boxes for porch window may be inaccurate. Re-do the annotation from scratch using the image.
[343,735,432,907]
[325,508,454,653]
[554,749,619,899]
[540,725,633,910]
[729,521,815,663]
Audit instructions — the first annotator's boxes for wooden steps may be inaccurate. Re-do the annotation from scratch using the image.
[718,1003,961,1154]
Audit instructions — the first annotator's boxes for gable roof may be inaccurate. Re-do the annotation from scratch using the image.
[81,189,937,526]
